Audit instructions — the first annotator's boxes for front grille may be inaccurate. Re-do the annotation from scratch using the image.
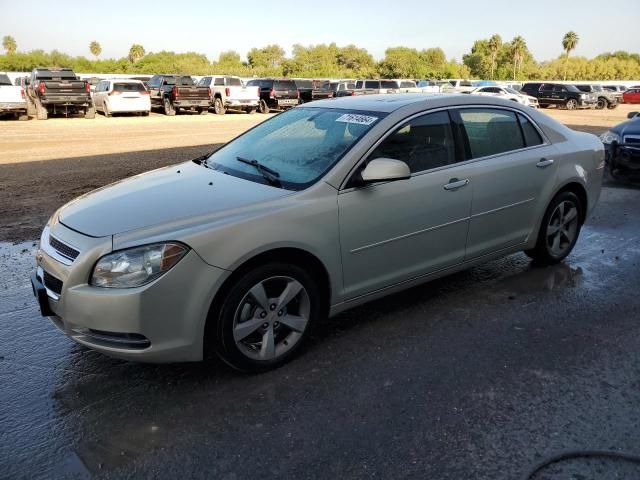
[43,271,63,295]
[49,236,79,261]
[624,136,640,148]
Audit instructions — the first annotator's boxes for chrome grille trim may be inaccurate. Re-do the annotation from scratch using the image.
[49,235,80,261]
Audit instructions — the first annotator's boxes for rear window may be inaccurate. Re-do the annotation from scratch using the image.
[274,80,297,90]
[113,82,145,92]
[0,74,11,85]
[459,108,526,158]
[198,77,212,87]
[214,77,225,86]
[400,81,415,88]
[37,70,77,80]
[381,81,398,89]
[227,77,242,86]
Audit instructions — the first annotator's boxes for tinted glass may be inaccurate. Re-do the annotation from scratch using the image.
[178,76,194,86]
[0,74,12,85]
[400,81,415,88]
[365,81,379,89]
[227,77,242,86]
[565,85,580,93]
[214,77,224,86]
[518,114,543,147]
[274,80,297,90]
[370,111,456,174]
[541,84,554,92]
[113,82,145,92]
[295,80,313,89]
[148,75,161,87]
[162,76,176,86]
[459,109,525,158]
[198,77,211,86]
[381,81,398,89]
[205,108,384,190]
[356,81,363,88]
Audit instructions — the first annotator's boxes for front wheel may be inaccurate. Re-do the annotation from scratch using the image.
[565,99,578,110]
[525,191,583,264]
[210,263,322,372]
[596,98,608,110]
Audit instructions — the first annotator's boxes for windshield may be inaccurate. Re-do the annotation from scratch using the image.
[114,82,146,92]
[205,107,385,190]
[504,87,520,95]
[0,74,11,85]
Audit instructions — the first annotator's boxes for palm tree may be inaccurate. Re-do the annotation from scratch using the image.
[488,34,502,80]
[562,31,579,81]
[2,35,17,54]
[511,36,527,80]
[89,41,102,59]
[128,44,146,64]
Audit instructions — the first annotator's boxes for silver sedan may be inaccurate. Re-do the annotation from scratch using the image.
[32,94,604,371]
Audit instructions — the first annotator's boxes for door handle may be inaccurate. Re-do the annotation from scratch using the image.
[536,158,555,168]
[443,178,469,191]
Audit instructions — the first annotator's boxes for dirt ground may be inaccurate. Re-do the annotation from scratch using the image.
[0,105,636,242]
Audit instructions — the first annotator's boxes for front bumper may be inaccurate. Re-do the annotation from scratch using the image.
[605,143,640,179]
[32,220,230,363]
[579,99,598,108]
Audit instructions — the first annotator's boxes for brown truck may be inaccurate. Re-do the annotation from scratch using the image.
[147,74,211,116]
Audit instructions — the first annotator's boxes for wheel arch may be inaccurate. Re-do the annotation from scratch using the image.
[552,181,588,225]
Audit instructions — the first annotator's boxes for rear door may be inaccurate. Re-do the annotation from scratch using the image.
[455,107,558,259]
[338,110,474,298]
[539,84,555,105]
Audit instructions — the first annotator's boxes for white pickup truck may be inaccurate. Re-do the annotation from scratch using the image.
[197,75,260,114]
[0,73,28,120]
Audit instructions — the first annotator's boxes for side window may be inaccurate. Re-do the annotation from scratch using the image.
[518,114,544,147]
[369,111,457,174]
[356,81,363,89]
[148,76,160,88]
[214,77,225,86]
[365,81,378,89]
[459,108,525,158]
[198,77,211,87]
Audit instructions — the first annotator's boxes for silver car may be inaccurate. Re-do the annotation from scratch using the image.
[32,94,604,371]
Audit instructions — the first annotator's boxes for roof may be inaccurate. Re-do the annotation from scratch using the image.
[305,93,471,113]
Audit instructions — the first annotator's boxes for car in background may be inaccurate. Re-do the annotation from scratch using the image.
[520,82,597,110]
[0,73,28,120]
[389,80,422,93]
[602,85,627,94]
[92,79,151,117]
[147,75,210,116]
[245,78,299,113]
[198,75,260,114]
[352,79,400,95]
[623,87,640,104]
[467,85,539,108]
[293,79,334,104]
[600,110,640,181]
[26,68,94,120]
[328,80,357,97]
[416,80,441,93]
[575,84,621,109]
[32,94,603,372]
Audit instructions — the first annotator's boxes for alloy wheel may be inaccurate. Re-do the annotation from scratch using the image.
[232,276,310,361]
[546,200,579,258]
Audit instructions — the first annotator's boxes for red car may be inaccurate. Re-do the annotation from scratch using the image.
[623,87,640,104]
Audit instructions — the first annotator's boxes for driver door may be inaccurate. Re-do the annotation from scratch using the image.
[338,110,474,299]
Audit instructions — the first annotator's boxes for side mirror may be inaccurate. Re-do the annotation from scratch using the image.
[361,158,411,184]
[627,112,639,119]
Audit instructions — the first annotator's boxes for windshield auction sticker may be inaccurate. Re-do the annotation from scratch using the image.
[336,113,378,125]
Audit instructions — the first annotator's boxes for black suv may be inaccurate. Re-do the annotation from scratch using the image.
[246,79,299,113]
[521,82,597,110]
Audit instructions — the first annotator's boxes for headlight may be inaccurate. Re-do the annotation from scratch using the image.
[599,130,621,144]
[91,243,189,288]
[579,93,587,99]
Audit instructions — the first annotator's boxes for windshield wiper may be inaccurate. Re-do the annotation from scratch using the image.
[192,152,215,165]
[236,157,282,187]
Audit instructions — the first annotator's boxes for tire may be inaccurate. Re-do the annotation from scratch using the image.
[213,97,226,115]
[246,107,256,114]
[85,105,96,119]
[35,99,48,120]
[596,98,608,110]
[163,97,176,116]
[259,99,270,114]
[525,191,583,265]
[565,99,578,110]
[102,102,111,118]
[540,104,550,109]
[210,262,322,372]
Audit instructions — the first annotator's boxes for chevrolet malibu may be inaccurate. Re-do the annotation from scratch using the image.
[32,94,604,372]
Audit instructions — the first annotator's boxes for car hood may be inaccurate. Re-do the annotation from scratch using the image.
[58,161,292,237]
[611,117,640,136]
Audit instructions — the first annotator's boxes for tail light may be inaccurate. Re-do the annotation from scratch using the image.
[297,90,300,99]
[140,88,149,95]
[208,87,212,98]
[172,86,179,98]
[20,88,25,99]
[85,82,90,94]
[225,87,230,97]
[269,88,275,98]
[38,82,45,95]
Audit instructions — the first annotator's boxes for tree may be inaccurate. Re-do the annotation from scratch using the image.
[128,44,145,63]
[488,34,502,79]
[89,41,101,59]
[247,44,285,73]
[2,36,17,55]
[511,36,527,80]
[562,31,579,80]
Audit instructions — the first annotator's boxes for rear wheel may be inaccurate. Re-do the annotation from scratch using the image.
[213,97,226,115]
[163,97,176,116]
[211,263,321,372]
[259,99,270,114]
[525,191,582,264]
[596,98,608,110]
[565,99,578,110]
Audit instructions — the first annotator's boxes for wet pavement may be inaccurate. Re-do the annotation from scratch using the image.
[1,184,640,480]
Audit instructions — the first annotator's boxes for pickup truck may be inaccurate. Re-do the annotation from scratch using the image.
[575,84,621,110]
[26,68,94,120]
[351,79,400,95]
[293,79,334,103]
[147,74,210,116]
[327,80,357,97]
[197,75,259,114]
[0,73,28,120]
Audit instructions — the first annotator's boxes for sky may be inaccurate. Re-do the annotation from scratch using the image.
[1,0,639,62]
